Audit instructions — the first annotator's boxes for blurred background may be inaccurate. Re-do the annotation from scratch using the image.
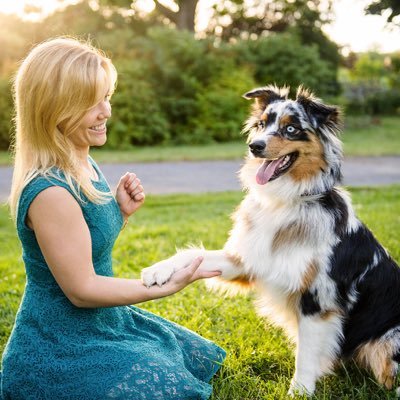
[0,0,399,151]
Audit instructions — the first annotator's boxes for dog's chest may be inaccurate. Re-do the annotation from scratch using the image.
[227,196,334,292]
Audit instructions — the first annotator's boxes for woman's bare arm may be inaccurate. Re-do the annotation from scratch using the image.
[28,187,220,308]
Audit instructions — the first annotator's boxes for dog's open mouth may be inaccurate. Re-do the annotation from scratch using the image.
[256,152,298,185]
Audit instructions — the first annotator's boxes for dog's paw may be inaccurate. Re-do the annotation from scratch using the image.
[288,379,314,397]
[141,261,175,287]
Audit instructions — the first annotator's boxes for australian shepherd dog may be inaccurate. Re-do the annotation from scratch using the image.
[141,85,400,396]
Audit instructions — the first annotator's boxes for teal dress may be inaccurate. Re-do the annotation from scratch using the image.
[1,160,225,400]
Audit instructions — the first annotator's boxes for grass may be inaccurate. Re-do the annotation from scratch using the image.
[1,116,399,165]
[1,186,400,399]
[342,116,400,157]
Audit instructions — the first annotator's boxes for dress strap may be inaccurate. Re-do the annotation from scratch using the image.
[88,155,106,183]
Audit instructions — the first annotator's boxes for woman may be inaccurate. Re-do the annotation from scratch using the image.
[1,37,225,399]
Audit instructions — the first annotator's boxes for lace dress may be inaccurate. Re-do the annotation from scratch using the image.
[1,160,225,400]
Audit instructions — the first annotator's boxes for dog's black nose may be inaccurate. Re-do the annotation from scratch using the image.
[249,140,266,156]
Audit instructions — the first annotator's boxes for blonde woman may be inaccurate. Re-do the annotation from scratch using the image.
[1,38,225,400]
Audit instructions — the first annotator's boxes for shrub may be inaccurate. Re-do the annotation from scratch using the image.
[234,33,337,97]
[365,89,400,115]
[0,78,13,150]
[189,65,256,143]
[107,59,170,147]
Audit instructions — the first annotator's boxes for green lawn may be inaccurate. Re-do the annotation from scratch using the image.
[1,186,400,399]
[1,116,399,165]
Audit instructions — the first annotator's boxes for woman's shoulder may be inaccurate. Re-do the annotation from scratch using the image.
[22,169,71,196]
[17,170,78,224]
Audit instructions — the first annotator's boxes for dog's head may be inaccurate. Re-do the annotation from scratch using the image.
[241,84,343,198]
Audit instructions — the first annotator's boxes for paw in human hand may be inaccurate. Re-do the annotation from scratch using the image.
[141,261,175,287]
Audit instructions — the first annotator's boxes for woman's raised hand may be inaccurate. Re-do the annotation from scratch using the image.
[116,172,145,219]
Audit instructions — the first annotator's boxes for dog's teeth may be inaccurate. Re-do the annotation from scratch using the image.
[281,155,290,166]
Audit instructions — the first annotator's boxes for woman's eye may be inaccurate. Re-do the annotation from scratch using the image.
[286,125,296,133]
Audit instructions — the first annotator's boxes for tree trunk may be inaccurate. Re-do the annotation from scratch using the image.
[176,0,197,31]
[154,0,198,32]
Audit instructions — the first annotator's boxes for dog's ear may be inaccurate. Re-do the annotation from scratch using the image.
[243,85,288,110]
[296,86,341,133]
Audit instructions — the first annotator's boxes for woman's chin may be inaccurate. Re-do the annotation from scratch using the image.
[90,134,107,147]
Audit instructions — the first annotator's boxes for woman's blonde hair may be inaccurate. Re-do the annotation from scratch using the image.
[9,37,117,220]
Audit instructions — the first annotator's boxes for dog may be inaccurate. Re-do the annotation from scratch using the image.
[141,85,400,396]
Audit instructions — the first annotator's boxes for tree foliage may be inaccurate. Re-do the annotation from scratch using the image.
[207,0,334,39]
[365,0,400,24]
[99,0,199,31]
[341,51,400,115]
[236,34,337,96]
[3,0,399,150]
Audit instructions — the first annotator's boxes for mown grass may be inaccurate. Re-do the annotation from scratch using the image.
[1,186,400,399]
[342,116,400,157]
[1,116,399,165]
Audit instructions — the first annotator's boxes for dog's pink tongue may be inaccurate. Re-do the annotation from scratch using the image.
[256,159,282,185]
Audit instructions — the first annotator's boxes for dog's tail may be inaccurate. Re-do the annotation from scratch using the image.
[355,328,400,393]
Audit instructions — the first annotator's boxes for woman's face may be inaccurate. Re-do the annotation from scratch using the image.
[70,94,112,150]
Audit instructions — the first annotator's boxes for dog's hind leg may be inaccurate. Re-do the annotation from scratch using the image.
[289,312,343,397]
[355,329,400,390]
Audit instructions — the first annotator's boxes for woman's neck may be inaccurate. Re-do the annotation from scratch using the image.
[74,146,90,168]
[74,146,97,180]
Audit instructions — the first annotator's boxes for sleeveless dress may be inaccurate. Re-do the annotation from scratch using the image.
[1,159,225,400]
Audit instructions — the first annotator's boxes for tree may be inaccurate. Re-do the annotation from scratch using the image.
[98,0,199,32]
[153,0,198,32]
[39,1,108,40]
[98,0,336,37]
[235,33,337,96]
[207,0,334,40]
[365,0,400,24]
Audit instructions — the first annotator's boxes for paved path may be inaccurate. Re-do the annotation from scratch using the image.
[1,156,399,201]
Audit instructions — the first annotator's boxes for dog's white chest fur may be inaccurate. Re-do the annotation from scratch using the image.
[225,193,335,293]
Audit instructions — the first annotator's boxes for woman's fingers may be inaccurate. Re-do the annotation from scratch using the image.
[120,173,145,200]
[118,172,130,186]
[127,179,141,194]
[124,172,136,187]
[189,256,203,271]
[191,268,221,282]
[133,192,145,202]
[130,184,143,197]
[196,270,222,279]
[186,257,221,282]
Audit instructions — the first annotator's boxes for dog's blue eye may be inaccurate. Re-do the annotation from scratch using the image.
[286,125,296,133]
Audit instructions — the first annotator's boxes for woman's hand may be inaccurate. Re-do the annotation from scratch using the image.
[116,172,145,220]
[163,257,222,295]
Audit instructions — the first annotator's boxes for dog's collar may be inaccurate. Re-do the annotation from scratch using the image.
[300,189,330,199]
[300,185,340,200]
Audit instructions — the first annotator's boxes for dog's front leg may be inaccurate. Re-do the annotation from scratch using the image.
[288,313,342,397]
[141,248,242,287]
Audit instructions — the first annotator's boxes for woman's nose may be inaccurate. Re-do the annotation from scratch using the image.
[99,102,111,119]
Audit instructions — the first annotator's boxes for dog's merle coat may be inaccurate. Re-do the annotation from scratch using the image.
[142,85,400,396]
